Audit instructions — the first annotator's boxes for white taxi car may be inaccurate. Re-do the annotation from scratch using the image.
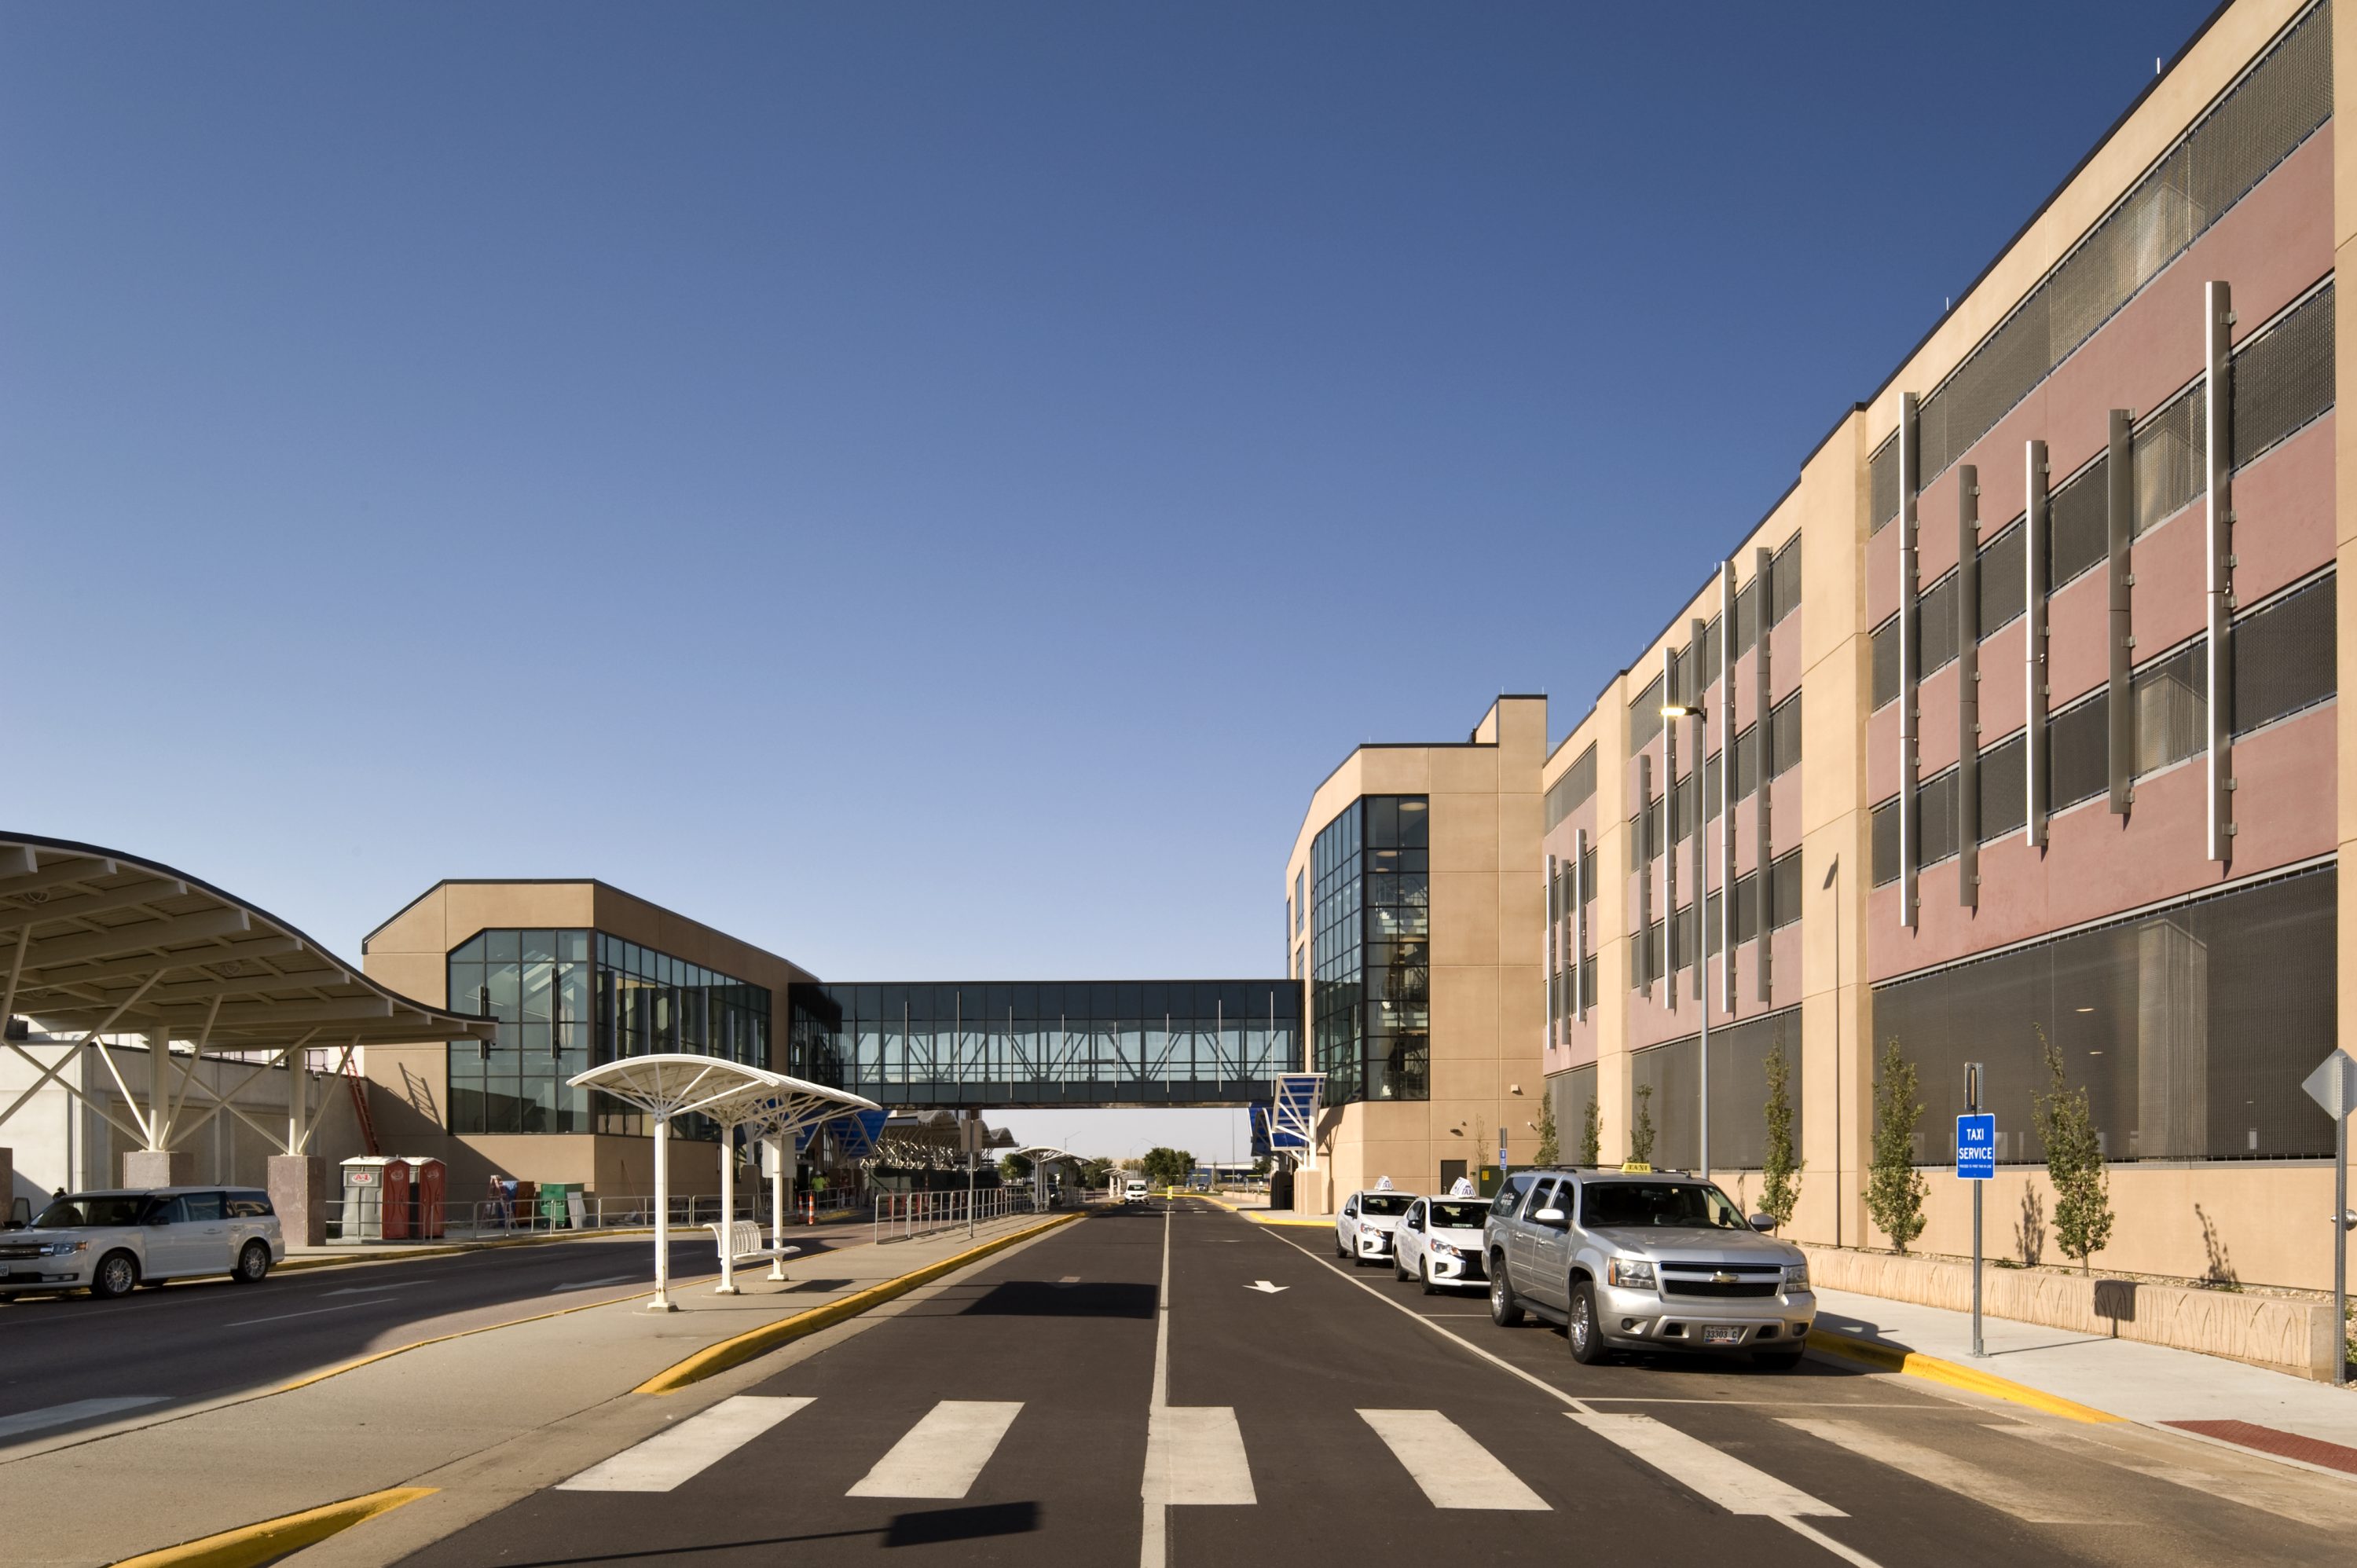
[1392,1196,1491,1293]
[0,1188,284,1301]
[1334,1188,1417,1266]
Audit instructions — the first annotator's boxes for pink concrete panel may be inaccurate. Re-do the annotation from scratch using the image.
[1867,701,1900,804]
[1766,768,1801,866]
[2044,566,2110,708]
[1768,923,1802,1012]
[1868,705,2334,980]
[1728,793,1757,880]
[2127,504,2212,659]
[2232,413,2334,607]
[1915,464,1960,584]
[1765,610,1802,706]
[1915,661,1960,775]
[1978,618,2029,742]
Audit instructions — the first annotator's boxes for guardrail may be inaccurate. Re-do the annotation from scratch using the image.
[873,1186,1037,1244]
[324,1192,766,1244]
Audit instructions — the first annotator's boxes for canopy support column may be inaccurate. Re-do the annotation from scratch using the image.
[715,1130,739,1295]
[648,1114,676,1312]
[768,1133,793,1280]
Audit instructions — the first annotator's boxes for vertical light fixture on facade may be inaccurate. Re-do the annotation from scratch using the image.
[1545,852,1560,1049]
[2025,438,2051,848]
[1897,393,1921,930]
[2205,280,2236,863]
[1956,465,1981,907]
[1753,544,1774,1001]
[1573,826,1589,1022]
[1717,560,1736,1009]
[1636,753,1654,994]
[1662,644,1679,1012]
[1689,614,1710,1015]
[2106,408,2135,815]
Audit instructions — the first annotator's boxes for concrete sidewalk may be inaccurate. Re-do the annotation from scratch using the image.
[1813,1284,2357,1472]
[1,1209,1081,1568]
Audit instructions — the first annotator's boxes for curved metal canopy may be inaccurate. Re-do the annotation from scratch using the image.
[0,833,499,1053]
[566,1053,878,1128]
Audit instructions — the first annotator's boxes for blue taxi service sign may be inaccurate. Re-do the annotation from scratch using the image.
[1956,1113,1996,1180]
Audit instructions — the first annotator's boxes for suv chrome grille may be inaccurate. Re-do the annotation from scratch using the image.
[1659,1265,1781,1300]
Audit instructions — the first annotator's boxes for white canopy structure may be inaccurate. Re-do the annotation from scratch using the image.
[0,834,497,1192]
[1004,1145,1088,1211]
[566,1054,877,1307]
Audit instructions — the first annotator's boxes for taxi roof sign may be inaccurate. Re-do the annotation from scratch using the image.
[1618,1161,1653,1174]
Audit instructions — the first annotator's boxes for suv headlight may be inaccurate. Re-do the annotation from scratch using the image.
[1606,1258,1655,1290]
[1782,1263,1810,1291]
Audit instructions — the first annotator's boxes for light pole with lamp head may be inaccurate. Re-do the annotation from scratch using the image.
[1661,698,1712,1179]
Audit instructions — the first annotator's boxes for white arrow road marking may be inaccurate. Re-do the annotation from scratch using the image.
[0,1398,167,1442]
[559,1396,812,1492]
[322,1281,427,1297]
[551,1274,637,1293]
[1243,1280,1288,1294]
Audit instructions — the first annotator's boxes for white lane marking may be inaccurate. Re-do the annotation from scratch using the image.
[1144,1405,1255,1505]
[0,1398,167,1441]
[1142,1200,1172,1568]
[1358,1409,1548,1511]
[1782,1417,2113,1523]
[551,1274,638,1294]
[559,1395,812,1493]
[846,1401,1024,1499]
[321,1281,427,1297]
[222,1301,377,1328]
[1574,1412,1843,1516]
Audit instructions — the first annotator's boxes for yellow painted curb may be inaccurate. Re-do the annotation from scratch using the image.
[636,1211,1086,1394]
[1200,1194,1330,1227]
[108,1486,435,1567]
[1809,1329,2122,1424]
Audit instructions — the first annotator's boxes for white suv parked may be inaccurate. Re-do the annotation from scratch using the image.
[0,1188,284,1300]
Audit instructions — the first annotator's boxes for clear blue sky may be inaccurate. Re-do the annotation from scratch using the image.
[2,2,2218,1158]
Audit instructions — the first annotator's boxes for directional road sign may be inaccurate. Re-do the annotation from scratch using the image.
[1956,1113,1996,1180]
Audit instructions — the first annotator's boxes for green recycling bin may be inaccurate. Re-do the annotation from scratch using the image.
[539,1182,585,1229]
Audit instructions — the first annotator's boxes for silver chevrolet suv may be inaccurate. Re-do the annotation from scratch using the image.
[1483,1168,1813,1368]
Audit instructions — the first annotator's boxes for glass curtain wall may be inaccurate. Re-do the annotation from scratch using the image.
[445,929,771,1138]
[1314,795,1431,1105]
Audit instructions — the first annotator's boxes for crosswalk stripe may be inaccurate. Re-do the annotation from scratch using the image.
[557,1396,812,1493]
[0,1398,167,1442]
[1143,1406,1255,1505]
[848,1400,1023,1499]
[1782,1417,2117,1523]
[1358,1410,1549,1511]
[1571,1413,1842,1517]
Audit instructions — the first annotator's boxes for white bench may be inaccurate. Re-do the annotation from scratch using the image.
[708,1219,798,1270]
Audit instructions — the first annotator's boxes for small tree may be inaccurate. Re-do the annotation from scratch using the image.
[1759,1036,1804,1229]
[1629,1083,1656,1165]
[1533,1089,1560,1165]
[1578,1093,1601,1167]
[1865,1039,1927,1253]
[1140,1147,1194,1189]
[2035,1025,2113,1273]
[999,1152,1033,1182]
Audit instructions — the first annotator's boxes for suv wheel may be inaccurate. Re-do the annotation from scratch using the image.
[1567,1280,1607,1365]
[233,1240,272,1284]
[1488,1261,1524,1327]
[90,1251,139,1301]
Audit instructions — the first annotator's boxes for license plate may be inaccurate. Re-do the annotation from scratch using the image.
[1702,1325,1745,1346]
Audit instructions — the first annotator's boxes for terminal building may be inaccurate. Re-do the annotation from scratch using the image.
[1285,0,2347,1291]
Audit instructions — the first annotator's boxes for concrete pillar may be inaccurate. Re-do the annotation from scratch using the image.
[123,1149,195,1188]
[0,1146,16,1224]
[269,1154,328,1247]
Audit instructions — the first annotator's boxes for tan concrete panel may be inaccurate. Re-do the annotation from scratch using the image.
[1428,876,1500,968]
[364,886,451,958]
[2340,0,2357,253]
[441,884,597,945]
[1428,962,1498,1049]
[1428,746,1500,797]
[365,953,445,1009]
[1356,750,1431,797]
[1430,790,1501,874]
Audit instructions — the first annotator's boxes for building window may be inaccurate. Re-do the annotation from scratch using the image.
[1314,795,1430,1107]
[445,929,771,1139]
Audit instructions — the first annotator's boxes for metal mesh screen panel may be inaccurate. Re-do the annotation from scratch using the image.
[1769,693,1803,778]
[1871,865,2337,1162]
[2132,640,2207,776]
[1632,1035,1700,1171]
[1545,744,1599,830]
[2134,387,2206,536]
[1705,1009,1803,1171]
[2234,282,2335,466]
[1732,724,1758,802]
[1919,570,1960,673]
[1629,675,1665,751]
[1978,733,2029,841]
[2049,690,2110,811]
[1733,870,1760,940]
[1733,581,1758,657]
[1870,436,1901,533]
[2234,575,2336,733]
[1769,850,1803,931]
[1978,522,2026,633]
[1919,768,1959,865]
[1770,538,1803,623]
[1552,1066,1597,1165]
[2049,454,2110,587]
[1647,798,1666,861]
[1871,798,1901,885]
[1871,617,1901,709]
[1902,5,2329,497]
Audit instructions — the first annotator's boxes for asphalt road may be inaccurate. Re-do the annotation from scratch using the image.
[399,1200,2357,1567]
[0,1229,817,1443]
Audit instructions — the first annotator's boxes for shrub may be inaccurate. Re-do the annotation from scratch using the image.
[1865,1039,1927,1253]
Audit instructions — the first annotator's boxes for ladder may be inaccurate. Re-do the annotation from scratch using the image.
[345,1053,381,1156]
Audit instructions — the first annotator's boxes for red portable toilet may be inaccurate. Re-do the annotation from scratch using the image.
[398,1156,446,1239]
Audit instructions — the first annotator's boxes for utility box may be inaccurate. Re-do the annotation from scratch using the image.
[398,1156,447,1240]
[539,1181,585,1229]
[340,1156,401,1241]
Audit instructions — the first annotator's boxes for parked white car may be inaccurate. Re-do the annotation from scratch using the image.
[0,1188,284,1301]
[1392,1196,1491,1293]
[1334,1189,1417,1266]
[1123,1178,1149,1204]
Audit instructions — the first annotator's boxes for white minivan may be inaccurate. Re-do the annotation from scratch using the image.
[0,1188,284,1300]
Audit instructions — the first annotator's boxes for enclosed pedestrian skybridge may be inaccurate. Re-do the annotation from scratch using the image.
[787,980,1299,1108]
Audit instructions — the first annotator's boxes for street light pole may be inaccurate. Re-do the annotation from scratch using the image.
[1662,698,1712,1179]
